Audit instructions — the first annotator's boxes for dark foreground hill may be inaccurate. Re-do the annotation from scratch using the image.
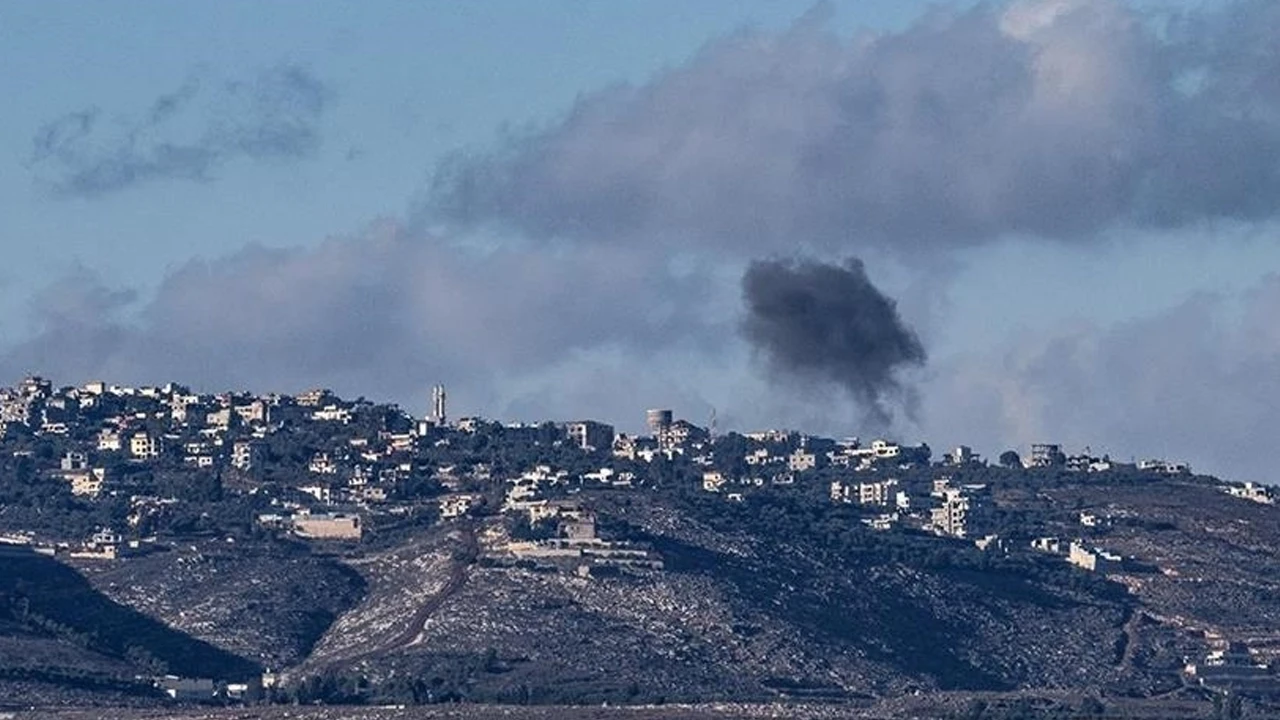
[5,471,1280,717]
[0,546,261,706]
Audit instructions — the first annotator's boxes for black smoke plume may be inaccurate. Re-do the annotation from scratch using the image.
[741,257,925,425]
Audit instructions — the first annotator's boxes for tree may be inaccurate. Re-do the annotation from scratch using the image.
[999,450,1021,468]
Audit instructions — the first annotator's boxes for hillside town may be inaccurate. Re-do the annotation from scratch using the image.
[0,376,1261,565]
[2,376,1279,707]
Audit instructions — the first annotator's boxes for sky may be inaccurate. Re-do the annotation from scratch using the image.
[3,0,1280,482]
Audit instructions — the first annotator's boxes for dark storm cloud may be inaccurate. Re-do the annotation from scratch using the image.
[742,258,925,425]
[30,64,330,198]
[425,0,1280,253]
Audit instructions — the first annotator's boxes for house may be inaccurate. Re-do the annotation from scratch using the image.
[129,432,162,460]
[1225,482,1274,504]
[946,445,979,465]
[231,440,264,472]
[183,454,216,469]
[788,447,817,473]
[611,434,637,460]
[1137,459,1190,474]
[858,478,900,506]
[311,405,353,423]
[298,485,332,505]
[440,494,481,519]
[233,400,269,424]
[1184,638,1278,692]
[60,451,88,471]
[702,471,728,493]
[67,470,107,498]
[1032,537,1065,554]
[930,489,971,538]
[1067,542,1123,572]
[359,486,388,503]
[98,428,123,451]
[308,453,339,475]
[295,388,334,407]
[861,513,898,531]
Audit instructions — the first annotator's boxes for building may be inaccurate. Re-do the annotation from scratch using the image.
[1067,542,1123,572]
[1138,459,1191,475]
[1028,444,1063,467]
[930,489,971,538]
[293,513,362,540]
[97,428,123,451]
[565,421,615,452]
[788,447,817,473]
[646,409,673,438]
[929,483,988,539]
[1225,482,1274,504]
[946,445,978,465]
[67,469,107,498]
[129,432,162,460]
[440,494,481,519]
[295,388,334,407]
[60,451,88,471]
[1185,638,1279,692]
[231,440,265,472]
[308,453,339,475]
[703,471,728,493]
[858,479,900,506]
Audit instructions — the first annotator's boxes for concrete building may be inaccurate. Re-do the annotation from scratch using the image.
[858,479,900,506]
[1028,443,1063,467]
[1068,542,1122,572]
[97,428,123,451]
[788,447,818,473]
[565,421,615,452]
[231,440,264,472]
[646,408,673,438]
[60,451,88,471]
[129,432,162,460]
[930,489,971,538]
[293,513,362,540]
[1225,482,1274,504]
[946,445,978,465]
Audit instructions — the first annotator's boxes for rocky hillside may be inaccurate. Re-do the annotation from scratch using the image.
[5,471,1280,713]
[74,540,365,670]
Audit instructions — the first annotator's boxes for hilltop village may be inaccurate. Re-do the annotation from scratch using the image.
[2,375,1280,708]
[1,375,1251,559]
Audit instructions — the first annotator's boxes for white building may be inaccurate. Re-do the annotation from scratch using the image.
[129,432,162,460]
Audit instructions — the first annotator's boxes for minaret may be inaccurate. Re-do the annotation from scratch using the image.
[431,384,447,426]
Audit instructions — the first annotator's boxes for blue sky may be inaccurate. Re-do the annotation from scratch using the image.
[0,0,960,332]
[3,0,1280,480]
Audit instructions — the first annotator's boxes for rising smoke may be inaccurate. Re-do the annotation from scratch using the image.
[741,258,926,426]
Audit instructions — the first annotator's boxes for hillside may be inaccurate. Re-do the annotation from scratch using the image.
[0,546,261,706]
[0,379,1278,715]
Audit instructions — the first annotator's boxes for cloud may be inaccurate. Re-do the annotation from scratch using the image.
[741,257,925,426]
[0,223,722,422]
[29,64,330,198]
[8,0,1280,478]
[425,0,1280,254]
[920,274,1280,481]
